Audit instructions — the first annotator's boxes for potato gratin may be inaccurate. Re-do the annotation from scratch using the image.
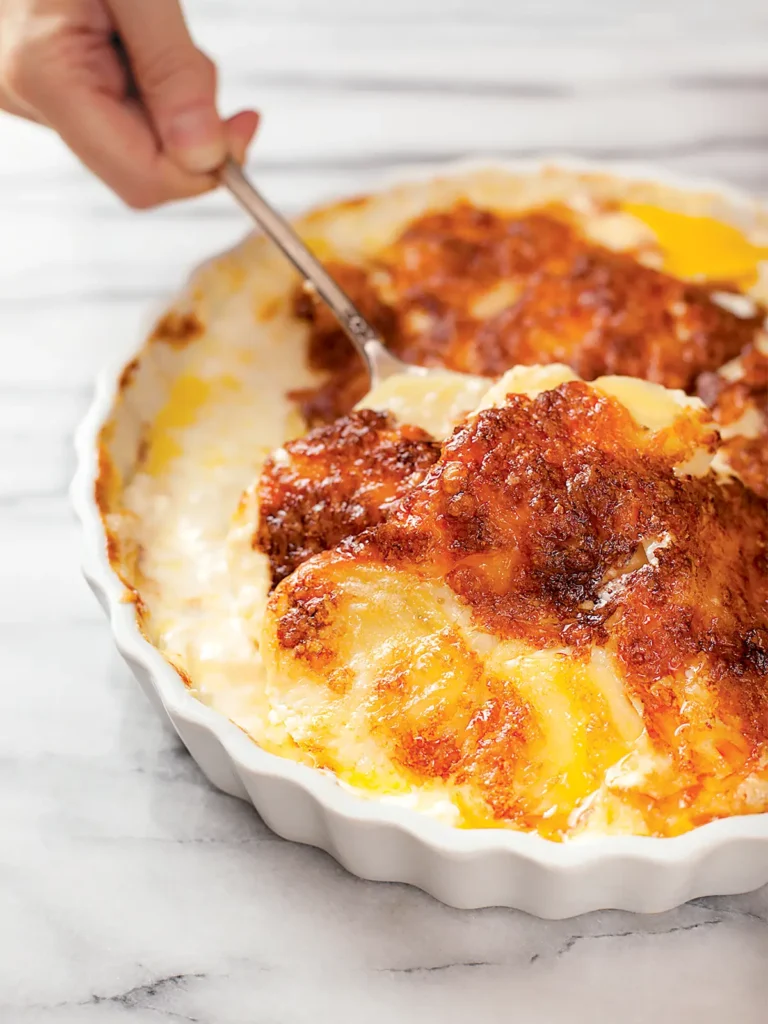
[98,166,768,840]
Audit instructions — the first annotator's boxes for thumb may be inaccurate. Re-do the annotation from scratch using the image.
[108,0,226,173]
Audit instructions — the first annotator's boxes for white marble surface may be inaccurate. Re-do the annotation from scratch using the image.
[2,1,768,1020]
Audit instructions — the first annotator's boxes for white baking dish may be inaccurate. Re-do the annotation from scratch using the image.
[71,158,768,917]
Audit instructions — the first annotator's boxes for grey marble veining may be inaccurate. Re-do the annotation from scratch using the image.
[2,1,768,1020]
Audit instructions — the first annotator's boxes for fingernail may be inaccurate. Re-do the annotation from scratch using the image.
[241,111,260,147]
[165,108,225,172]
[224,110,260,166]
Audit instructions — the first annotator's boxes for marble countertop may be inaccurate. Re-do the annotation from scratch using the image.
[2,1,768,1020]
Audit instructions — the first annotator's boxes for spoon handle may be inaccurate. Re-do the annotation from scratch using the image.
[220,158,383,369]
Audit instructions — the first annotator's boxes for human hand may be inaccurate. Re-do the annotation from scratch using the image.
[0,0,259,207]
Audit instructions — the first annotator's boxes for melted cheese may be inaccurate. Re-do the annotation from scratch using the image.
[357,369,489,438]
[143,372,213,476]
[258,367,724,838]
[623,203,768,283]
[357,363,704,445]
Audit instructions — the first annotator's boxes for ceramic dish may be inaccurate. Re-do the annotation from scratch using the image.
[72,158,768,917]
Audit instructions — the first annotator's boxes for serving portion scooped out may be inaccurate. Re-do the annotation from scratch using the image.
[96,164,768,846]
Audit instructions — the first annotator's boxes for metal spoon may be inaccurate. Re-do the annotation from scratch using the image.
[220,157,427,388]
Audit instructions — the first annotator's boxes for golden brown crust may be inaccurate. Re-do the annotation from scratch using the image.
[94,444,153,639]
[270,383,768,811]
[273,564,341,671]
[255,408,440,585]
[699,344,768,498]
[149,310,205,348]
[94,444,116,521]
[372,631,541,817]
[293,203,761,425]
[376,629,538,792]
[118,357,140,393]
[456,252,756,385]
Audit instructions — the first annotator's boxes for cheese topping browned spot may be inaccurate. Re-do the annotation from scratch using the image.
[264,381,768,834]
[699,344,768,498]
[366,385,763,686]
[292,204,761,426]
[150,310,205,348]
[118,357,140,392]
[368,632,541,813]
[256,409,440,585]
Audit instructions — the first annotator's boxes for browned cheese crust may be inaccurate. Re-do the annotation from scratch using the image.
[149,310,205,348]
[289,204,761,426]
[256,409,440,585]
[699,345,768,499]
[269,383,768,833]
